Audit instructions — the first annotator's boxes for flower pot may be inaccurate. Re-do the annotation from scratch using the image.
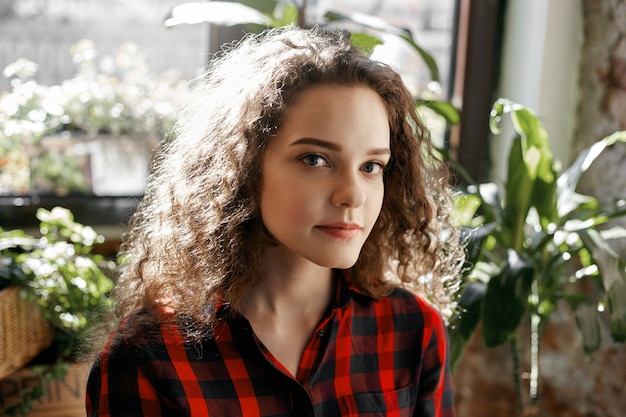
[0,363,88,416]
[86,134,159,196]
[28,133,159,196]
[0,287,54,381]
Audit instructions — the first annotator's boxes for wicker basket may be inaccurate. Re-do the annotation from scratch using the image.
[0,286,54,380]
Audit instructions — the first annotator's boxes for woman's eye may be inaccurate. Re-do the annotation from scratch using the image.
[301,154,328,167]
[362,161,385,174]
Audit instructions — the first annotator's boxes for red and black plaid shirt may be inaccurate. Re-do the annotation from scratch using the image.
[86,278,455,416]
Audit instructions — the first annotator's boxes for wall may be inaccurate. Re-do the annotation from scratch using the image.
[574,0,626,256]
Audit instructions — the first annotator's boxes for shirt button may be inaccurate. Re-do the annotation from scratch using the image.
[316,329,325,338]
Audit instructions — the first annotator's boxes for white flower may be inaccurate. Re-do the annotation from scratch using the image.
[71,276,88,290]
[59,312,80,327]
[3,58,38,80]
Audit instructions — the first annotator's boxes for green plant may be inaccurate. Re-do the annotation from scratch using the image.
[164,0,460,127]
[448,98,626,413]
[0,206,114,415]
[0,206,114,356]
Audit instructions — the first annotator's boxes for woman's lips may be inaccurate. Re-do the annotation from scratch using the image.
[315,222,362,239]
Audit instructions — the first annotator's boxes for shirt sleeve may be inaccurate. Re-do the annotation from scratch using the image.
[85,330,165,417]
[414,300,456,417]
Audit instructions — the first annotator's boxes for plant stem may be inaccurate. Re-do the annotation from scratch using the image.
[510,336,525,416]
[298,0,307,27]
[529,311,540,403]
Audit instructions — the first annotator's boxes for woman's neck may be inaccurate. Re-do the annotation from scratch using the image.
[237,248,337,377]
[241,247,336,316]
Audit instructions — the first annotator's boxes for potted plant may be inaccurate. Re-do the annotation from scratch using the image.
[448,98,626,414]
[164,0,461,128]
[0,206,113,416]
[0,40,189,196]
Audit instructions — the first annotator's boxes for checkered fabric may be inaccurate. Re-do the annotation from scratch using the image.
[86,278,455,416]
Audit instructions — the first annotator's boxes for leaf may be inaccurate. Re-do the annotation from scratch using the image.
[606,279,626,342]
[489,98,520,135]
[435,147,476,185]
[349,32,384,56]
[556,131,626,217]
[324,10,440,82]
[477,183,502,215]
[600,226,626,241]
[419,99,461,125]
[579,228,624,291]
[452,194,482,226]
[448,281,487,369]
[491,99,556,184]
[399,35,441,83]
[269,1,299,27]
[578,228,626,342]
[238,0,277,15]
[164,1,272,28]
[491,99,558,247]
[511,107,556,221]
[481,250,534,347]
[573,303,603,355]
[448,323,468,372]
[502,136,533,249]
[457,281,487,340]
[324,10,411,38]
[461,224,496,267]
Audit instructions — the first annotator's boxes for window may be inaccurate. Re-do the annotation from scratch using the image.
[0,0,463,229]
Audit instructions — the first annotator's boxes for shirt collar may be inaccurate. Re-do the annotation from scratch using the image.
[335,269,376,308]
[213,269,377,317]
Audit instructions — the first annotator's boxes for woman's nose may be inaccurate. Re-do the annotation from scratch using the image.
[330,171,366,208]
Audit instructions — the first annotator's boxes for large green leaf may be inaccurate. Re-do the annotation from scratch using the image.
[268,1,299,27]
[164,1,272,27]
[509,108,554,180]
[476,183,503,224]
[448,281,486,369]
[579,229,625,292]
[457,282,487,340]
[502,137,532,249]
[453,194,482,226]
[399,34,440,83]
[573,303,603,355]
[557,131,626,217]
[324,10,440,82]
[481,250,534,347]
[511,106,557,223]
[490,100,558,247]
[448,324,467,372]
[434,147,476,185]
[578,228,626,341]
[349,32,384,56]
[606,279,626,342]
[461,224,496,268]
[238,0,278,15]
[599,226,626,241]
[420,99,461,125]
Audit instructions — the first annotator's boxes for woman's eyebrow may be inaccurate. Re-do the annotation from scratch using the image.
[290,137,391,156]
[369,147,391,157]
[290,137,341,151]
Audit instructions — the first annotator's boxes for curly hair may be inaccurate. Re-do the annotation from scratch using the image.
[109,25,464,340]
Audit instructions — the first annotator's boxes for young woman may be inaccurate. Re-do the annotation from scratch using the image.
[86,25,465,417]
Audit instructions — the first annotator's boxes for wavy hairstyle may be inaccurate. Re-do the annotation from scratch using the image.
[110,25,464,338]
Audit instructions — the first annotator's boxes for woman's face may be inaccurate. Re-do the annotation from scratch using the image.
[260,84,390,270]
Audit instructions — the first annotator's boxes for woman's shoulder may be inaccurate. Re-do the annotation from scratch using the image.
[377,286,448,330]
[109,307,220,349]
[104,309,166,350]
